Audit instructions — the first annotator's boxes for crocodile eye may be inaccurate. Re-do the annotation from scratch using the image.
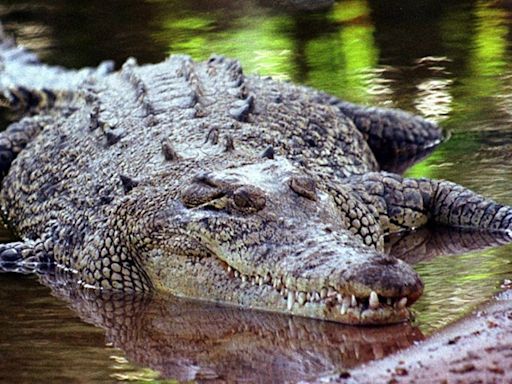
[289,175,318,201]
[181,175,225,207]
[232,186,266,213]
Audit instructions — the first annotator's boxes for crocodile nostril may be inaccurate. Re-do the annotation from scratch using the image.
[289,175,318,201]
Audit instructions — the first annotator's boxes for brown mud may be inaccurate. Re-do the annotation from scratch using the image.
[314,287,512,384]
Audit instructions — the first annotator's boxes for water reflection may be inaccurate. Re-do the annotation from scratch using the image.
[388,226,512,334]
[1,0,512,381]
[43,283,421,382]
[387,226,512,265]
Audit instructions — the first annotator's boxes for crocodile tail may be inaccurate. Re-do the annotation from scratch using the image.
[0,23,114,112]
[0,115,52,177]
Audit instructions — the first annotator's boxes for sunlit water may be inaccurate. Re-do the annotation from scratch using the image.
[1,0,512,382]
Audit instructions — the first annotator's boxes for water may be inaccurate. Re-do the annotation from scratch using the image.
[1,0,512,382]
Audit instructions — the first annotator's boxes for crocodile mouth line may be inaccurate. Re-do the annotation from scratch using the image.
[222,262,410,317]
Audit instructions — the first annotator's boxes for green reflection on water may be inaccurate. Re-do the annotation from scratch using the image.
[413,244,512,334]
[330,0,369,22]
[472,2,508,78]
[160,12,296,79]
[306,0,378,102]
[406,1,510,180]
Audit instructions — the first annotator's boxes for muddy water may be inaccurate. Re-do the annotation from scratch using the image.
[0,0,512,382]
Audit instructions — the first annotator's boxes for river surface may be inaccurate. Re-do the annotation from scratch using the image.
[1,0,512,383]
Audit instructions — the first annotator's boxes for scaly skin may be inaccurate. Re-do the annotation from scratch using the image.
[0,29,511,324]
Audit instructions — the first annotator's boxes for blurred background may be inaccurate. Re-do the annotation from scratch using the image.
[0,0,512,382]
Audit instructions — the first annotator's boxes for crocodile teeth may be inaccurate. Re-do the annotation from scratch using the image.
[313,291,320,302]
[227,266,232,273]
[297,291,306,306]
[336,293,343,302]
[320,288,328,299]
[351,294,357,307]
[340,302,348,315]
[397,297,408,309]
[287,291,295,311]
[369,291,379,309]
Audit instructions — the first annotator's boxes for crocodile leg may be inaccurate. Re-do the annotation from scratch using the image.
[316,93,443,173]
[0,115,52,176]
[0,239,51,273]
[348,172,512,235]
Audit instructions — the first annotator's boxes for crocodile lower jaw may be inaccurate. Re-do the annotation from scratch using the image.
[149,251,413,325]
[225,263,412,325]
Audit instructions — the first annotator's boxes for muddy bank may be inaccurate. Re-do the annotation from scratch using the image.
[310,289,512,384]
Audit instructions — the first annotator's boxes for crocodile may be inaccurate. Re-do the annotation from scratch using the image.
[0,26,511,325]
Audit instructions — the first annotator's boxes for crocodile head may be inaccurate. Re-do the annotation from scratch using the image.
[142,157,423,325]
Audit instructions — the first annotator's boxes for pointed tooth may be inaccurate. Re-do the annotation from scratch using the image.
[306,292,312,301]
[258,276,264,286]
[351,295,357,307]
[387,298,392,306]
[287,291,295,311]
[369,291,379,309]
[297,291,306,306]
[241,275,248,282]
[398,297,408,309]
[313,291,320,302]
[336,293,343,302]
[227,266,232,272]
[340,302,348,315]
[320,288,328,299]
[328,287,336,297]
[264,274,271,283]
[234,271,240,278]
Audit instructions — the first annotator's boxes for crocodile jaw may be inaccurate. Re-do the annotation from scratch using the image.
[146,220,422,325]
[148,243,419,325]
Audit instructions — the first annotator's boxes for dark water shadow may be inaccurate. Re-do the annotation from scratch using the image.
[387,226,512,264]
[40,278,422,382]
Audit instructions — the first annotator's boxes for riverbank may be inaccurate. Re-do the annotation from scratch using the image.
[311,287,512,383]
